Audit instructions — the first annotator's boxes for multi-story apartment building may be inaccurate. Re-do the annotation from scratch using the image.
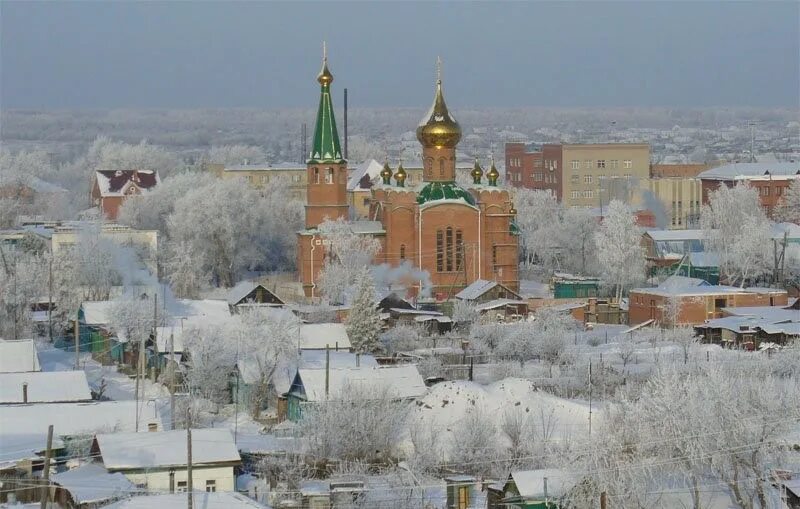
[645,177,703,229]
[562,143,650,208]
[504,142,649,207]
[698,162,800,218]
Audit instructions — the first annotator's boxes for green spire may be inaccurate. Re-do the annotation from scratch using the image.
[308,45,344,164]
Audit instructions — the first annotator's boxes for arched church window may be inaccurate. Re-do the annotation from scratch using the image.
[445,227,453,271]
[400,244,406,261]
[439,159,445,177]
[492,244,498,268]
[455,230,463,270]
[325,168,334,184]
[436,231,444,272]
[313,167,320,184]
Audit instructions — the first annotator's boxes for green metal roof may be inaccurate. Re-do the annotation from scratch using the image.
[510,220,521,236]
[308,82,344,164]
[416,182,476,206]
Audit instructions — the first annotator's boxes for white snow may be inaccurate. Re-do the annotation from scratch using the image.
[96,428,240,470]
[298,323,351,350]
[51,463,135,504]
[0,370,91,403]
[0,339,41,373]
[295,364,426,402]
[100,492,268,509]
[510,469,573,499]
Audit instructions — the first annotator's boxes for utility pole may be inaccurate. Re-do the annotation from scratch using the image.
[48,257,53,342]
[600,491,608,509]
[187,408,193,509]
[325,344,330,398]
[40,424,54,509]
[170,331,176,430]
[74,310,80,369]
[588,361,593,436]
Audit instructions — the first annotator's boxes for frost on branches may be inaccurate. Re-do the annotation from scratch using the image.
[700,183,771,286]
[346,269,383,354]
[317,218,381,304]
[594,200,646,300]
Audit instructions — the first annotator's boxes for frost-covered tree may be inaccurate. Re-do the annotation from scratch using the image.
[513,189,564,271]
[774,178,800,224]
[182,322,236,405]
[559,206,599,275]
[0,251,48,339]
[317,217,381,303]
[299,382,410,462]
[701,183,771,286]
[594,200,646,300]
[236,308,299,417]
[448,408,498,476]
[346,269,383,354]
[451,299,479,331]
[87,136,180,175]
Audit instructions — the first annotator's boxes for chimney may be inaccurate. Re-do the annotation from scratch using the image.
[22,382,28,403]
[356,353,360,367]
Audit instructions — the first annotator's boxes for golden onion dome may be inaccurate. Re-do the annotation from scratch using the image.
[487,158,500,186]
[380,161,393,184]
[416,60,461,149]
[509,205,517,215]
[317,58,334,86]
[471,158,484,184]
[394,162,407,186]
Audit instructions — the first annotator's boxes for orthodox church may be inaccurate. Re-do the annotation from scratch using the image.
[297,53,519,299]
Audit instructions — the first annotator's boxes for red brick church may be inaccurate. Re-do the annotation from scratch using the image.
[297,53,519,299]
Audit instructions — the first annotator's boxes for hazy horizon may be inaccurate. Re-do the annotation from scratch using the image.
[2,1,799,110]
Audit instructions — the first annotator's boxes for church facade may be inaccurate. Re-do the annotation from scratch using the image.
[297,54,519,299]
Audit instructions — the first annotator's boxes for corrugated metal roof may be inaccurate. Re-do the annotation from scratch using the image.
[295,365,426,402]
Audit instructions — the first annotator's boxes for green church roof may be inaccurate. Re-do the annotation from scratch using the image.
[416,182,476,206]
[308,57,344,164]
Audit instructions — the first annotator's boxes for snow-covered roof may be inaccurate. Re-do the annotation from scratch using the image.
[294,365,426,402]
[101,492,268,509]
[721,305,799,322]
[414,315,454,323]
[299,323,351,350]
[509,469,572,499]
[0,371,91,404]
[455,279,497,300]
[632,284,778,298]
[52,463,135,505]
[96,429,240,470]
[235,433,306,454]
[390,308,443,316]
[347,159,384,191]
[169,299,231,324]
[772,222,800,241]
[0,433,66,467]
[94,170,160,197]
[658,275,709,290]
[0,339,41,373]
[81,301,115,326]
[268,351,379,393]
[475,299,528,312]
[688,252,720,267]
[227,280,261,306]
[698,162,800,180]
[645,229,704,242]
[0,400,162,438]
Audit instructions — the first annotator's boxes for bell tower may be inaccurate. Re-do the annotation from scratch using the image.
[305,44,348,229]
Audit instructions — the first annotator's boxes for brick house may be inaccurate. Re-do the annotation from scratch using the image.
[697,162,799,218]
[91,170,160,220]
[628,284,788,327]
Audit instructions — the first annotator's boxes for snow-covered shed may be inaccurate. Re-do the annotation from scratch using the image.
[495,469,576,509]
[0,339,41,373]
[0,370,92,404]
[286,365,426,421]
[227,281,285,311]
[298,323,351,350]
[52,463,135,507]
[94,428,241,493]
[456,279,522,304]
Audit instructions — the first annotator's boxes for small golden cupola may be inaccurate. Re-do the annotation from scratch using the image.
[380,161,393,185]
[471,158,484,184]
[394,161,407,187]
[487,157,500,186]
[416,58,462,149]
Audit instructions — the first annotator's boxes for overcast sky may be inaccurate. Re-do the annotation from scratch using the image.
[1,1,798,110]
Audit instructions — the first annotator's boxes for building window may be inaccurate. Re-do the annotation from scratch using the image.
[206,480,216,493]
[260,175,268,184]
[534,160,542,168]
[313,167,320,184]
[584,190,594,198]
[760,186,770,196]
[571,160,580,170]
[400,244,406,260]
[439,159,445,176]
[571,174,579,183]
[492,244,498,267]
[325,168,334,184]
[610,160,619,169]
[776,186,782,196]
[597,160,606,168]
[457,485,471,509]
[445,227,454,271]
[584,175,593,184]
[585,160,593,169]
[623,160,633,169]
[292,174,302,183]
[571,190,580,199]
[599,175,606,181]
[534,173,543,181]
[455,230,464,270]
[436,230,444,272]
[177,481,187,493]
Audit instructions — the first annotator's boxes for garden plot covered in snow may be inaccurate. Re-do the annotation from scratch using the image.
[406,378,594,450]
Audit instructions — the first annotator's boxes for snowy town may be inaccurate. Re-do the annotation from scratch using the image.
[2,3,800,509]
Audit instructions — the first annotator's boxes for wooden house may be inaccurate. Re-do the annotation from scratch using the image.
[489,469,574,509]
[227,281,285,313]
[455,279,522,304]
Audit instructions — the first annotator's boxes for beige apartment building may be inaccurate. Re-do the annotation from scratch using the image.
[562,143,650,207]
[209,162,308,201]
[645,177,703,229]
